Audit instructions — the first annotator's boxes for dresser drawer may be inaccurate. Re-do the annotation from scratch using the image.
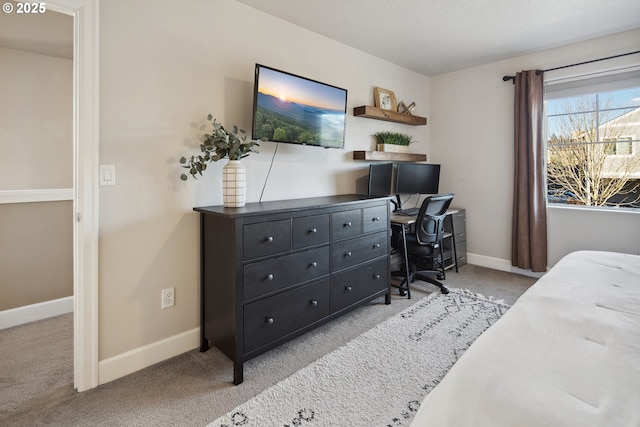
[331,230,388,272]
[244,246,330,301]
[292,214,330,249]
[331,209,362,240]
[243,219,291,260]
[244,279,331,353]
[362,205,388,233]
[331,258,388,312]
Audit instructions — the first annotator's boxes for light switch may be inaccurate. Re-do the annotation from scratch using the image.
[100,164,116,186]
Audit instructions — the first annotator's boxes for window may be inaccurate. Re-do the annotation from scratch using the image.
[544,70,640,209]
[605,137,633,156]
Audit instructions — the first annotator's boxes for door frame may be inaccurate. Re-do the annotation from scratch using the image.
[46,0,99,392]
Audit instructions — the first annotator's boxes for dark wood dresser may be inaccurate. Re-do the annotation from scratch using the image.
[194,195,391,384]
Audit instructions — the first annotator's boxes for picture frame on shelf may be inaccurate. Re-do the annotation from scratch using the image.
[374,87,397,111]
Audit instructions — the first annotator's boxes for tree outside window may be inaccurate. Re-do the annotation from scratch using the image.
[545,86,640,208]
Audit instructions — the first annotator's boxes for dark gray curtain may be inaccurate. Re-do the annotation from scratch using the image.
[512,70,547,272]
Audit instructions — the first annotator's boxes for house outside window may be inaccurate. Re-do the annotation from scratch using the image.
[544,70,640,209]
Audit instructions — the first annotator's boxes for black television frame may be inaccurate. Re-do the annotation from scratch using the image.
[251,64,348,149]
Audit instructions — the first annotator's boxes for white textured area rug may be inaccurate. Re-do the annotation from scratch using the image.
[209,289,510,427]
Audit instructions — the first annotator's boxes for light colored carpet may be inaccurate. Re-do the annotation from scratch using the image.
[209,289,509,426]
[0,313,74,419]
[0,264,537,426]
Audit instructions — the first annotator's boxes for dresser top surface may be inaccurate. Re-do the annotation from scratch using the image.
[194,194,391,218]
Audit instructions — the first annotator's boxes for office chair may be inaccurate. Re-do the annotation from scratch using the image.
[397,193,454,297]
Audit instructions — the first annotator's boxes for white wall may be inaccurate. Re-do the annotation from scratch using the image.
[98,0,429,375]
[430,29,640,270]
[0,46,73,312]
[97,1,640,383]
[0,46,72,190]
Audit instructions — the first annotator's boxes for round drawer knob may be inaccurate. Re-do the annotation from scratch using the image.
[311,300,318,306]
[345,285,352,292]
[345,251,352,257]
[266,274,274,281]
[374,243,380,249]
[266,236,274,243]
[266,317,274,324]
[345,222,352,227]
[374,274,381,280]
[310,261,318,268]
[373,217,380,222]
[310,228,317,234]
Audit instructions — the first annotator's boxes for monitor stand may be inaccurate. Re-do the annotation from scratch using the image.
[393,194,402,212]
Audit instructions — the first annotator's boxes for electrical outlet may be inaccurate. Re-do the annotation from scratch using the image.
[161,287,175,309]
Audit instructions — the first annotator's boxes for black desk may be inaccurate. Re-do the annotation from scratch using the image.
[390,209,459,298]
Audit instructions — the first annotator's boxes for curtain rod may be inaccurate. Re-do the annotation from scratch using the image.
[502,50,640,83]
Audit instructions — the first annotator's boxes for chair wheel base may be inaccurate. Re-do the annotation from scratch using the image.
[416,273,450,295]
[391,281,411,299]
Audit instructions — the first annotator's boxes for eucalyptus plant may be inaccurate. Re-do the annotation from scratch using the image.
[180,114,259,181]
[372,131,414,146]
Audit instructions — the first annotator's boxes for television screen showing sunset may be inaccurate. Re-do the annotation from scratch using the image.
[252,65,347,148]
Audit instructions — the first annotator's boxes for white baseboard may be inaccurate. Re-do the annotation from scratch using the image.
[98,254,540,385]
[467,253,544,278]
[98,327,200,385]
[0,296,74,330]
[94,253,541,385]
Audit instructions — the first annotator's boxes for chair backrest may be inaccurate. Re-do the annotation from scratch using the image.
[414,193,454,245]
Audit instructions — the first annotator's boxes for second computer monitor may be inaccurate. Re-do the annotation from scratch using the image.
[367,162,394,196]
[395,163,441,195]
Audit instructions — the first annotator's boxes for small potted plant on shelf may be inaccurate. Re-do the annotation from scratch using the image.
[372,131,414,153]
[180,114,260,207]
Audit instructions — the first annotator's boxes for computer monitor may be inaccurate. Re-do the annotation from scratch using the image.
[395,163,441,195]
[367,163,394,196]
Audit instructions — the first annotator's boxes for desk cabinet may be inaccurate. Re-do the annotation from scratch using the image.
[444,208,467,268]
[195,195,391,384]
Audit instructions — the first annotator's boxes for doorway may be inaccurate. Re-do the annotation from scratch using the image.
[0,0,98,393]
[0,4,73,414]
[49,0,100,393]
[0,9,74,323]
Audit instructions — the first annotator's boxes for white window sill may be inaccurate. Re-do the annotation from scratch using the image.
[547,203,640,214]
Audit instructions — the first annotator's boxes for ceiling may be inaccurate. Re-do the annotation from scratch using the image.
[0,0,638,73]
[235,0,640,76]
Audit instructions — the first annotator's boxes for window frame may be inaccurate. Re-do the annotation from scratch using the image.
[543,69,640,210]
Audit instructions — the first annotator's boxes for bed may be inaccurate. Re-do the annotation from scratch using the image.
[411,250,640,427]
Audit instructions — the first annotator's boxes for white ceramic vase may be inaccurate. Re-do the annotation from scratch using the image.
[222,160,246,207]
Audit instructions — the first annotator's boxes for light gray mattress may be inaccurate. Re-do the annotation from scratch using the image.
[411,250,640,427]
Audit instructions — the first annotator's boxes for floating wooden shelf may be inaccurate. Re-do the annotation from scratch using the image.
[352,151,427,162]
[353,105,427,126]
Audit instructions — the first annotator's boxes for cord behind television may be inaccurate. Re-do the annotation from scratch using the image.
[259,141,279,202]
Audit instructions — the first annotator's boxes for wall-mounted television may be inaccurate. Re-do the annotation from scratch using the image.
[251,64,348,149]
